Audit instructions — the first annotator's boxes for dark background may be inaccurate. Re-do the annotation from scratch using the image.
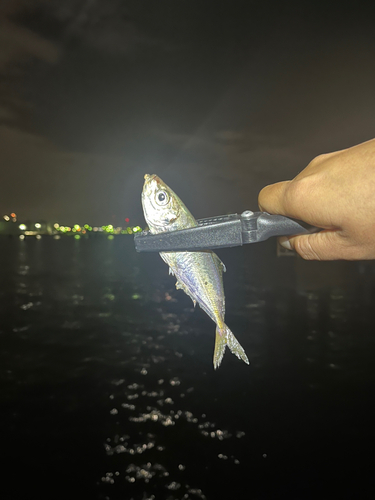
[1,2,375,500]
[1,1,375,225]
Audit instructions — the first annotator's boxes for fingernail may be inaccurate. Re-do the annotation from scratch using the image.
[279,236,292,250]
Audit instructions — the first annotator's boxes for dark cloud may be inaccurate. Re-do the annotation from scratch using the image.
[14,0,173,56]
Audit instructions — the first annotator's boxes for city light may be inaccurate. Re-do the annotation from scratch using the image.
[0,215,144,238]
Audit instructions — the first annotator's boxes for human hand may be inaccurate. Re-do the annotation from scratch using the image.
[258,138,375,260]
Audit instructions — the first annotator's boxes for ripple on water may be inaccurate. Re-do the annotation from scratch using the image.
[102,369,247,499]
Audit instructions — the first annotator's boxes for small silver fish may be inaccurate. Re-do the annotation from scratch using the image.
[141,174,249,369]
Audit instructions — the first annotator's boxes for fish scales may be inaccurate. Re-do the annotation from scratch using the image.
[162,250,224,324]
[141,174,249,369]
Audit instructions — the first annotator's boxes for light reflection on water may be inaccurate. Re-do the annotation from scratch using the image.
[1,237,375,499]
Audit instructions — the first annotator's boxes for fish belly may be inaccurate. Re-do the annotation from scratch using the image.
[162,251,224,322]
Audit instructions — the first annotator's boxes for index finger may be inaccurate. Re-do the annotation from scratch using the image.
[258,181,292,215]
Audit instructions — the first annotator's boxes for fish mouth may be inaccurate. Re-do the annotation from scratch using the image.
[144,174,155,182]
[143,174,164,197]
[144,174,162,185]
[142,174,162,200]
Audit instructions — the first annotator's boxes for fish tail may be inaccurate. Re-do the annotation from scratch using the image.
[213,324,249,369]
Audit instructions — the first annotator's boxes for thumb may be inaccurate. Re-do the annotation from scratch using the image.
[279,230,353,261]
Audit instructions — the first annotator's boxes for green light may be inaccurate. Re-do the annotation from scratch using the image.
[108,235,114,240]
[127,227,133,234]
[132,293,141,300]
[84,224,89,229]
[74,234,80,240]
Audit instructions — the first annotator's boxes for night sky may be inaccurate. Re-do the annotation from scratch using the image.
[1,1,375,226]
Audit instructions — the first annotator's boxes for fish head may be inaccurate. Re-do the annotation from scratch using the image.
[142,174,184,233]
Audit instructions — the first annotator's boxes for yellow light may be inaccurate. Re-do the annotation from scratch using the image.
[127,227,133,234]
[19,234,25,240]
[74,224,80,230]
[35,223,41,229]
[19,224,26,230]
[3,215,10,221]
[54,223,59,229]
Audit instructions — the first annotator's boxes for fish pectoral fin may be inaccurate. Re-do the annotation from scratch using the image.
[213,324,249,369]
[175,279,197,307]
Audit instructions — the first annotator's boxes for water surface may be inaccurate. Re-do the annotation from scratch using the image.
[1,236,375,499]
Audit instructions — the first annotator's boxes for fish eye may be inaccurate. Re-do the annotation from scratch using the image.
[156,190,169,206]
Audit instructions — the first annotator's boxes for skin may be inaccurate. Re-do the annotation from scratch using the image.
[258,138,375,260]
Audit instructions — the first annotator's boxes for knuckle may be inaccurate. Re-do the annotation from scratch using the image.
[284,178,310,210]
[307,153,332,167]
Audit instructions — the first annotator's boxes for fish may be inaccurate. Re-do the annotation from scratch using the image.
[141,174,249,369]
